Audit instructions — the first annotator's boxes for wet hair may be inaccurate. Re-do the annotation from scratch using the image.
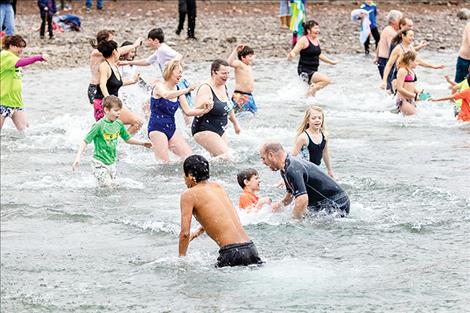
[183,155,210,182]
[302,20,319,36]
[296,105,328,137]
[119,41,136,61]
[387,10,403,25]
[102,95,123,109]
[237,168,258,189]
[238,46,254,60]
[97,40,118,58]
[391,29,413,47]
[398,51,416,67]
[261,142,284,154]
[162,59,182,81]
[3,35,26,49]
[90,29,114,49]
[210,59,229,76]
[148,28,164,43]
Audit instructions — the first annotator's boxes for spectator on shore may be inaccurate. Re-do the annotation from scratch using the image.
[175,0,197,40]
[86,0,103,13]
[0,0,15,36]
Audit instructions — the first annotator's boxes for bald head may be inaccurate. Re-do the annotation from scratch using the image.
[260,141,285,155]
[260,141,286,171]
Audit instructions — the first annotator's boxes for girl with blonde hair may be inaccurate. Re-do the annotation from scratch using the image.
[291,105,334,178]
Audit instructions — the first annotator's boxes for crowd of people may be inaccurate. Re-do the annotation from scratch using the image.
[1,1,470,268]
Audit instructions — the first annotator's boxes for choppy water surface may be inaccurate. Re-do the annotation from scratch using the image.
[1,52,469,312]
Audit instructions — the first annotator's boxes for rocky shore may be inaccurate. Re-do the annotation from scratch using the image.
[13,1,470,69]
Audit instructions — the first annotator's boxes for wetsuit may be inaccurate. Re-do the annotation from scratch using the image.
[304,131,326,166]
[216,241,263,268]
[298,36,321,83]
[148,86,180,140]
[281,154,350,216]
[191,83,232,137]
[93,60,123,121]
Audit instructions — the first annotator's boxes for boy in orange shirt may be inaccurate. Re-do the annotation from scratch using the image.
[430,81,470,122]
[237,168,272,211]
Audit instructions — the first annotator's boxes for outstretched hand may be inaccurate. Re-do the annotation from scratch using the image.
[236,43,245,52]
[72,159,80,171]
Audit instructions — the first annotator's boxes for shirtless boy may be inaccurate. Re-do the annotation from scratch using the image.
[227,44,256,115]
[179,155,263,267]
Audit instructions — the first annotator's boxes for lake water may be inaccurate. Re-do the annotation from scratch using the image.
[1,51,469,312]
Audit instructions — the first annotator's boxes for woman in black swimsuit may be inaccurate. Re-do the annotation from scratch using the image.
[291,105,334,178]
[95,40,143,134]
[191,59,241,157]
[287,20,338,97]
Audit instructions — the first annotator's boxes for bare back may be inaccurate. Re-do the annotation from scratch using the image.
[234,63,254,93]
[187,181,249,247]
[459,22,470,60]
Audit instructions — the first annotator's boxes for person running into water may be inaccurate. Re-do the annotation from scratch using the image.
[291,105,334,178]
[443,64,470,116]
[237,168,272,212]
[455,21,470,83]
[72,96,152,186]
[375,10,402,86]
[260,142,350,218]
[179,155,263,267]
[394,51,424,116]
[149,60,212,163]
[191,59,241,158]
[430,75,470,122]
[0,35,47,132]
[381,29,444,92]
[227,44,257,117]
[88,30,142,107]
[94,40,143,135]
[288,20,339,97]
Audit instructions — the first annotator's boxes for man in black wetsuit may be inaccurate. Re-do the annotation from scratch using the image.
[259,141,350,219]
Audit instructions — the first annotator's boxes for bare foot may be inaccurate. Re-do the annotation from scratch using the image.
[306,83,318,97]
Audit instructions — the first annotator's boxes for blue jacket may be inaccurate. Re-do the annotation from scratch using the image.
[38,0,57,16]
[360,2,378,29]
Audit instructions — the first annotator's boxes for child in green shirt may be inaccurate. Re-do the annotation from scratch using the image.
[72,95,152,186]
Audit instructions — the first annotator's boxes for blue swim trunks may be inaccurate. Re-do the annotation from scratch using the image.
[232,90,257,114]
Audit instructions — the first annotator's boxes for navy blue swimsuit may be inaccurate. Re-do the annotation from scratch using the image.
[148,87,180,140]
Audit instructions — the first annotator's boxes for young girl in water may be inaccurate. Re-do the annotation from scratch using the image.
[291,105,334,178]
[395,51,423,116]
[0,35,47,132]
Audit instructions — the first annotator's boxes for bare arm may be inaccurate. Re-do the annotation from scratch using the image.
[319,53,338,65]
[291,134,307,157]
[430,93,458,102]
[179,91,211,117]
[414,41,428,52]
[123,73,140,86]
[416,56,444,69]
[287,37,308,60]
[228,110,241,134]
[72,141,87,171]
[120,58,151,67]
[179,192,194,257]
[117,37,143,55]
[395,68,417,99]
[292,194,309,219]
[155,82,193,99]
[271,192,294,212]
[444,74,457,87]
[227,44,244,67]
[381,48,399,87]
[98,62,111,97]
[322,141,334,179]
[125,137,152,148]
[189,226,205,241]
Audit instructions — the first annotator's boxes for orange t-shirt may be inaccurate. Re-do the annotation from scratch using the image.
[454,89,470,122]
[238,190,259,210]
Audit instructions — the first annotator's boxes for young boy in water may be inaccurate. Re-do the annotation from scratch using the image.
[443,65,470,116]
[237,168,271,211]
[72,96,152,186]
[227,44,257,116]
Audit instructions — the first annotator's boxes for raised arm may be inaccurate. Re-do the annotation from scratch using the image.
[227,44,244,67]
[117,37,143,55]
[179,192,194,257]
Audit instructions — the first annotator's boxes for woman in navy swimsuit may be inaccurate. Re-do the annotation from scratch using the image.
[148,60,211,163]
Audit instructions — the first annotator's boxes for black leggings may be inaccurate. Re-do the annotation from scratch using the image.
[364,27,380,53]
[176,0,196,38]
[40,9,53,38]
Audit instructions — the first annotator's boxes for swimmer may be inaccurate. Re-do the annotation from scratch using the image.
[88,30,142,106]
[191,59,241,158]
[287,20,339,97]
[179,155,263,267]
[94,40,143,135]
[291,105,334,178]
[0,35,47,132]
[375,10,402,81]
[395,51,423,116]
[227,44,257,116]
[148,60,212,163]
[260,142,350,218]
[72,96,152,186]
[237,168,272,212]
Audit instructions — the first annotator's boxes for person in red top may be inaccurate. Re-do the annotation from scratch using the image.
[430,85,470,122]
[237,168,271,212]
